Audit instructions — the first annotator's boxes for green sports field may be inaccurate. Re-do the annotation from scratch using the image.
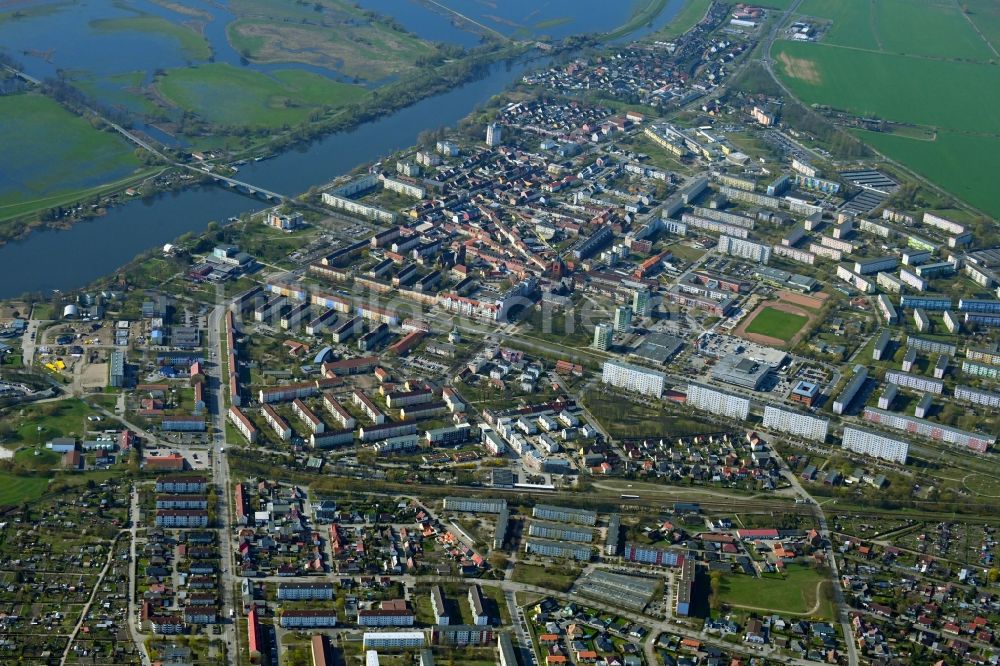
[772,0,1000,215]
[745,307,808,342]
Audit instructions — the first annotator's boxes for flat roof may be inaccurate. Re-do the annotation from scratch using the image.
[630,332,684,364]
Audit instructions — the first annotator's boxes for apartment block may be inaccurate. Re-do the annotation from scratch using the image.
[841,426,909,464]
[762,405,829,442]
[601,360,665,398]
[687,382,750,420]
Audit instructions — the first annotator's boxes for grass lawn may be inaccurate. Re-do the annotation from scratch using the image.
[0,471,49,505]
[0,94,144,220]
[717,563,832,617]
[667,242,707,263]
[155,63,367,128]
[13,447,62,471]
[512,563,580,592]
[745,307,808,342]
[5,397,93,444]
[90,15,211,61]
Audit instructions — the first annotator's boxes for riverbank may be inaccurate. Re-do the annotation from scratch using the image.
[0,41,525,238]
[0,0,686,295]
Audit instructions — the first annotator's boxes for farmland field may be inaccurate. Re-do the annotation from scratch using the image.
[745,307,808,342]
[851,128,1000,217]
[773,42,1000,133]
[772,4,1000,217]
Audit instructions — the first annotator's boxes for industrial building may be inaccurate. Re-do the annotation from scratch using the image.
[711,354,772,390]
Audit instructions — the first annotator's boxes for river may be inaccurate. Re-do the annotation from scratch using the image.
[0,0,684,299]
[0,57,536,298]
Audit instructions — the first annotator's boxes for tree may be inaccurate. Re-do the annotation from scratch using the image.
[489,551,509,570]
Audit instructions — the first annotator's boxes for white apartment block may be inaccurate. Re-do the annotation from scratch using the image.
[717,235,771,264]
[277,583,335,601]
[762,405,829,442]
[686,383,750,420]
[876,294,898,324]
[943,310,960,333]
[363,632,426,649]
[854,256,898,275]
[884,370,944,394]
[443,497,507,514]
[900,268,927,292]
[842,426,909,463]
[532,504,598,525]
[262,404,292,441]
[601,360,666,398]
[523,538,592,561]
[323,394,356,429]
[228,406,258,443]
[833,365,868,415]
[292,398,325,434]
[810,243,843,261]
[877,272,904,293]
[836,265,874,294]
[279,610,339,628]
[955,385,1000,408]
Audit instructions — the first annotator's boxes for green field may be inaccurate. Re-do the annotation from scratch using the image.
[852,128,1000,218]
[755,0,797,9]
[745,307,808,342]
[773,42,1000,133]
[873,0,995,61]
[0,471,49,506]
[965,0,1000,53]
[716,563,831,617]
[0,94,144,220]
[772,14,1000,216]
[512,563,581,592]
[155,63,367,128]
[90,15,212,61]
[5,398,92,444]
[75,71,161,118]
[582,390,722,438]
[653,0,710,39]
[13,447,62,472]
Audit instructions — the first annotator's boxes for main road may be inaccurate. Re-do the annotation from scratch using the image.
[206,302,241,662]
